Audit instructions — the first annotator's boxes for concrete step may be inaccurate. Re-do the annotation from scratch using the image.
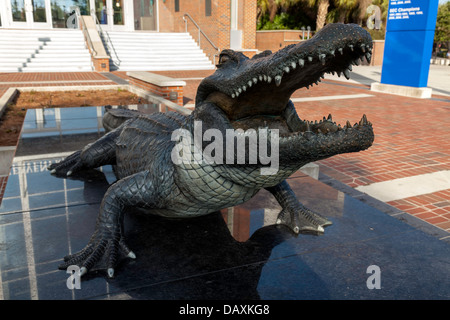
[113,57,210,63]
[0,29,92,72]
[0,46,87,52]
[15,63,92,71]
[110,64,215,71]
[103,31,214,71]
[0,41,86,48]
[0,56,91,63]
[104,31,192,38]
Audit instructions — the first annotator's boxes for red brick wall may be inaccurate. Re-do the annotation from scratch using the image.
[243,0,256,50]
[158,0,257,63]
[129,77,184,106]
[371,40,384,66]
[256,30,304,53]
[256,31,385,66]
[92,58,110,72]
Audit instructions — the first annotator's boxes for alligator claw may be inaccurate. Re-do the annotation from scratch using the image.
[59,229,135,278]
[276,204,332,235]
[48,150,83,177]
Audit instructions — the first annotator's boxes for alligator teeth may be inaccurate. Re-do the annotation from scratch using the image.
[361,44,366,53]
[343,68,350,80]
[365,53,371,63]
[319,54,326,65]
[275,75,282,87]
[298,59,304,68]
[348,44,354,51]
[248,80,252,87]
[235,91,239,97]
[284,66,290,73]
[338,48,343,55]
[242,85,247,91]
[360,114,368,125]
[327,114,332,121]
[308,56,313,62]
[238,88,242,93]
[259,75,263,81]
[353,58,360,66]
[231,93,236,98]
[267,76,272,83]
[253,77,258,84]
[346,120,352,128]
[291,61,296,69]
[347,64,352,71]
[263,75,267,81]
[330,50,335,57]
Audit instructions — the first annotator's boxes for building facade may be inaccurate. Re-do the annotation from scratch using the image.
[0,0,257,54]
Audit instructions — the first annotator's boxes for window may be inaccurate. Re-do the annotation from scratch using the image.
[51,0,90,28]
[175,0,179,12]
[205,0,211,16]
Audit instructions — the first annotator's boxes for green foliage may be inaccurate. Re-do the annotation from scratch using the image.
[366,27,385,40]
[257,0,315,30]
[257,0,394,31]
[258,12,305,30]
[434,2,450,43]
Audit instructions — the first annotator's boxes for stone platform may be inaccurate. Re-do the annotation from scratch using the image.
[0,106,449,300]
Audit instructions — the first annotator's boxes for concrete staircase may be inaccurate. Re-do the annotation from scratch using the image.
[101,31,215,71]
[0,29,93,72]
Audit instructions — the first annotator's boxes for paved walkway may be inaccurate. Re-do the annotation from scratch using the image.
[0,65,449,235]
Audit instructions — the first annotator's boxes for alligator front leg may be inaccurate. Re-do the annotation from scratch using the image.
[265,180,332,234]
[48,128,121,176]
[59,170,158,278]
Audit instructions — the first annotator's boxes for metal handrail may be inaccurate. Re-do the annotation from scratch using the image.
[92,12,121,65]
[73,7,97,57]
[183,13,220,65]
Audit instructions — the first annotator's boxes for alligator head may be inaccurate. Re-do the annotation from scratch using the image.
[194,23,374,169]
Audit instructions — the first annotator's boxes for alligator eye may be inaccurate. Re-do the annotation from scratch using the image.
[219,54,230,64]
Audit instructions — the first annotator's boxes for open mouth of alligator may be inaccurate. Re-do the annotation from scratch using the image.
[197,24,374,143]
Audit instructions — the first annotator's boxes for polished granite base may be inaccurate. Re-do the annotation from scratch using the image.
[0,107,449,300]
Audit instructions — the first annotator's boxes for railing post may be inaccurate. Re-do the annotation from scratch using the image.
[183,13,220,66]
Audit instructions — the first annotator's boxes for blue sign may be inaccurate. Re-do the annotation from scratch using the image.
[386,0,438,31]
[381,0,439,88]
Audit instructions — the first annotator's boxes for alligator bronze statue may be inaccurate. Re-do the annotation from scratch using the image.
[49,23,374,278]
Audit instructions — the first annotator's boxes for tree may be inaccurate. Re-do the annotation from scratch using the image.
[307,0,330,30]
[434,2,450,43]
[307,0,361,30]
[257,0,301,23]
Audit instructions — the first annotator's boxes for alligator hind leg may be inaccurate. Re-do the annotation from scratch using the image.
[59,170,159,278]
[265,180,332,234]
[49,128,121,176]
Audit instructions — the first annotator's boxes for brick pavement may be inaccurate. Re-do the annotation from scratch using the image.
[0,70,449,234]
